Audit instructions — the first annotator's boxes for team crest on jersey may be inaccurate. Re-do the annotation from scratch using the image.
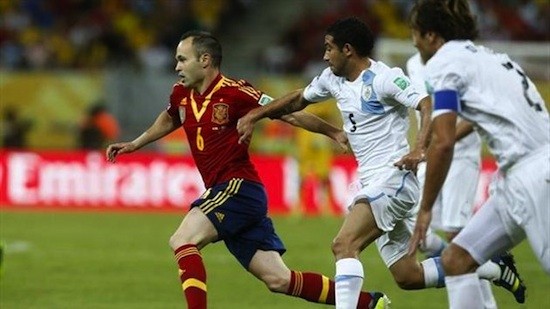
[361,72,384,114]
[178,106,186,122]
[212,103,229,124]
[361,84,374,101]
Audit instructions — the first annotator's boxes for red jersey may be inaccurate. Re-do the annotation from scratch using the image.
[167,74,268,188]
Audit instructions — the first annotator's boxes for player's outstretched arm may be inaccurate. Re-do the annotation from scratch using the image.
[280,111,348,152]
[237,89,310,144]
[106,111,180,162]
[394,96,432,172]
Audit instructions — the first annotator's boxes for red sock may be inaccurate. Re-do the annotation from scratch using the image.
[174,244,207,309]
[286,270,373,308]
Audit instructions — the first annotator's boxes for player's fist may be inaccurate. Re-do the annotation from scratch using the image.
[105,142,137,163]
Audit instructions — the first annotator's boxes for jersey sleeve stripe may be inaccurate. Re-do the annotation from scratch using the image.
[239,86,261,100]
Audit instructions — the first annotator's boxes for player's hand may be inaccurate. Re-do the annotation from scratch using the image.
[237,112,257,144]
[333,130,350,153]
[394,149,425,173]
[105,142,137,163]
[408,208,432,256]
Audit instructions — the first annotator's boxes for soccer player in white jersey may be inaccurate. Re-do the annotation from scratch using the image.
[407,53,502,308]
[237,17,510,309]
[408,0,550,308]
[407,52,483,248]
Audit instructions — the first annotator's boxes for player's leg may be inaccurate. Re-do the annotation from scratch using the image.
[443,195,524,308]
[515,151,550,273]
[440,158,498,308]
[332,198,385,309]
[247,250,389,308]
[391,246,438,290]
[169,207,218,309]
[385,210,502,296]
[365,170,444,290]
[169,180,248,309]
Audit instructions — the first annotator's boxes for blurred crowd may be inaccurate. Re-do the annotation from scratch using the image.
[1,0,548,153]
[259,0,550,74]
[2,0,547,72]
[0,0,252,71]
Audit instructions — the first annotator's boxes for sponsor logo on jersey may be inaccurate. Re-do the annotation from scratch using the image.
[393,77,410,90]
[212,103,229,125]
[258,94,273,106]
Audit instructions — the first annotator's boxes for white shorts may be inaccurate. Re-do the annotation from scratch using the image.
[351,168,420,267]
[417,158,480,232]
[453,147,550,273]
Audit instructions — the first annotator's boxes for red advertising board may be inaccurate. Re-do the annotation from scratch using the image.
[0,150,496,215]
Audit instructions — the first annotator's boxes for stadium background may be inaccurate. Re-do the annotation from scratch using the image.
[1,0,549,308]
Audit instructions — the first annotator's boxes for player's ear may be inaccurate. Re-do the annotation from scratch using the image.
[342,43,353,56]
[425,31,438,43]
[200,53,211,68]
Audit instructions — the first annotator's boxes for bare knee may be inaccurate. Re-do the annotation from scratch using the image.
[169,230,201,251]
[168,232,187,251]
[331,236,359,259]
[441,244,477,276]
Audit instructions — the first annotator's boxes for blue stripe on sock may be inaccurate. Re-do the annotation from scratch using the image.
[434,257,446,288]
[335,275,362,282]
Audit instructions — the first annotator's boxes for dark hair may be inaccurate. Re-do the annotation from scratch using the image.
[410,0,478,41]
[180,30,222,68]
[326,17,375,57]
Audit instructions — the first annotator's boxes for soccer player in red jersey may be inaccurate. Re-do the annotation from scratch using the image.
[106,31,389,308]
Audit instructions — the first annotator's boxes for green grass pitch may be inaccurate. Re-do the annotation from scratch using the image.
[1,211,548,308]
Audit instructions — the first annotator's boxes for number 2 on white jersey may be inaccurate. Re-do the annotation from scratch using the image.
[501,61,543,112]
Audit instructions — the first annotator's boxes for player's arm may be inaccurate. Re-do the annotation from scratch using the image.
[455,119,474,142]
[414,96,433,152]
[408,90,458,255]
[237,89,312,144]
[394,93,432,172]
[279,111,348,152]
[106,111,180,162]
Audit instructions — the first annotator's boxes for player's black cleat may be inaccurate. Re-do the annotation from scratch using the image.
[492,252,526,303]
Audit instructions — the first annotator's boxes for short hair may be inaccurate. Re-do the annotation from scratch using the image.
[180,30,222,68]
[409,0,479,41]
[326,17,375,57]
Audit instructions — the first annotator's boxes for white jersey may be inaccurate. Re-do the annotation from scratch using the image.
[425,40,549,171]
[406,53,481,162]
[303,60,426,184]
